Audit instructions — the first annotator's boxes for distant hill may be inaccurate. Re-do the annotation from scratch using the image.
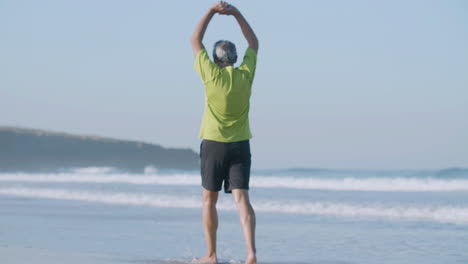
[0,126,199,172]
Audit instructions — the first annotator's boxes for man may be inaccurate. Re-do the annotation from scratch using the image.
[190,1,259,264]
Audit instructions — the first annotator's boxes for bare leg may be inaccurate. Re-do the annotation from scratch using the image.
[194,188,219,264]
[232,189,257,264]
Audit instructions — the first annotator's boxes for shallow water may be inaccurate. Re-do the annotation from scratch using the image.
[1,168,467,264]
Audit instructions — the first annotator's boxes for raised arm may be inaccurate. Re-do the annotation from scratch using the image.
[223,4,259,53]
[191,2,226,56]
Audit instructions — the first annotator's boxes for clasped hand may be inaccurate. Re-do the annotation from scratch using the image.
[211,1,239,16]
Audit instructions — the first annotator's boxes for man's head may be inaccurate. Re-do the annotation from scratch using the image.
[213,40,237,67]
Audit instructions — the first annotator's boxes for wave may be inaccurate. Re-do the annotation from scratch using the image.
[1,172,468,192]
[69,166,118,174]
[42,166,468,179]
[1,187,467,225]
[252,176,468,192]
[256,167,468,179]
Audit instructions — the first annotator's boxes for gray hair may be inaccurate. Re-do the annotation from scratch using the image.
[213,40,237,65]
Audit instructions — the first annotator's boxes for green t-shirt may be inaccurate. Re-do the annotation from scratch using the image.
[194,47,257,142]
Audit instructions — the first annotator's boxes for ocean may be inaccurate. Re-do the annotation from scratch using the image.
[1,167,467,264]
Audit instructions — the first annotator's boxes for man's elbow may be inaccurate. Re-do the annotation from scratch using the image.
[190,34,197,44]
[191,34,203,46]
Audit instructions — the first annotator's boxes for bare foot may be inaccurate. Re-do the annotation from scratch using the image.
[245,255,257,264]
[192,254,217,264]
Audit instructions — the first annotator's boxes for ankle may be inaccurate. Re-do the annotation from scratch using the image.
[245,254,257,264]
[206,252,217,258]
[246,251,256,258]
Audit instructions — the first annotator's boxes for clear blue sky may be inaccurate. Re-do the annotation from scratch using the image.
[1,0,467,170]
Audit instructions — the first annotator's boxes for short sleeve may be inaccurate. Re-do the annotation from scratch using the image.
[237,47,257,81]
[194,49,219,83]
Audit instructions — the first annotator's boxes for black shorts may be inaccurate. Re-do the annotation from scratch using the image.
[200,139,251,193]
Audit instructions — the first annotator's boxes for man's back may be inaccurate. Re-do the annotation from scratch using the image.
[194,47,257,142]
[190,2,259,263]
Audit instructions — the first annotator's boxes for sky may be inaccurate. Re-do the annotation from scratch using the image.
[1,0,467,170]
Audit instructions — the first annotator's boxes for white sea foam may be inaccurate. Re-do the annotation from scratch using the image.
[1,172,468,192]
[1,187,467,225]
[0,173,200,185]
[252,176,468,192]
[69,167,116,174]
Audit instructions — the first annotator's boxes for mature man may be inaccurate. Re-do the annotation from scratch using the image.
[190,1,259,264]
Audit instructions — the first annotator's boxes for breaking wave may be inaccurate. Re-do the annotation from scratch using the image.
[1,172,468,192]
[1,187,467,225]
